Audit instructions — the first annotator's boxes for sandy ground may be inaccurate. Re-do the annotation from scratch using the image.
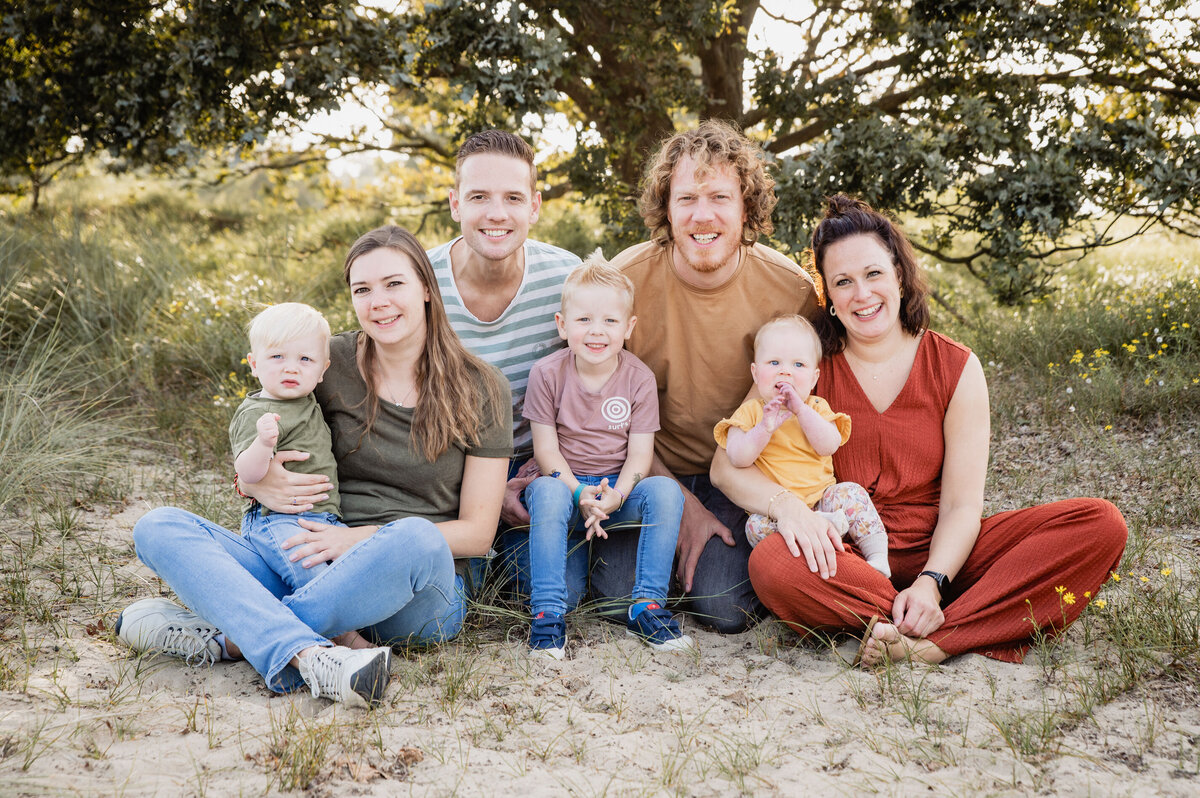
[2,454,1199,797]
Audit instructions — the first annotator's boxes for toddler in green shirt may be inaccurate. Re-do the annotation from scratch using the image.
[229,303,366,648]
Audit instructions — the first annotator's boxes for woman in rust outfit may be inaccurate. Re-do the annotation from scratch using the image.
[712,195,1127,665]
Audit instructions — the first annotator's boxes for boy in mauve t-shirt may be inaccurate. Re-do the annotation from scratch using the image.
[521,255,695,660]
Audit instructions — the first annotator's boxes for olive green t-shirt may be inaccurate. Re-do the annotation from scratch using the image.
[229,392,341,517]
[315,332,513,528]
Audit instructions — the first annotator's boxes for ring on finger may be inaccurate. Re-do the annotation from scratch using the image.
[291,497,297,505]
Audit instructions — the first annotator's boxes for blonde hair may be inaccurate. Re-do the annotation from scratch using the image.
[754,315,822,362]
[342,225,508,463]
[560,251,635,314]
[638,119,777,248]
[247,303,331,358]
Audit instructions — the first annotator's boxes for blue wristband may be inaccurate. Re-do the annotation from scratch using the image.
[572,484,586,507]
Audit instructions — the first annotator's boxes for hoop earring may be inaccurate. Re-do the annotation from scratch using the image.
[829,305,837,317]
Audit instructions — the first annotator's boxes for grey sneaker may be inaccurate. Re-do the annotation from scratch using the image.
[115,597,221,666]
[296,646,392,708]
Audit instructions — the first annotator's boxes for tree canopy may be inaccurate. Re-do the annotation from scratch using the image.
[3,1,1198,302]
[0,1,403,205]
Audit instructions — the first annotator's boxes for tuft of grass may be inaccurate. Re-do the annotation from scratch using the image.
[259,704,339,792]
[0,334,132,515]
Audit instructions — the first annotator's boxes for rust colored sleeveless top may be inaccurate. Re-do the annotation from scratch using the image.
[814,331,971,554]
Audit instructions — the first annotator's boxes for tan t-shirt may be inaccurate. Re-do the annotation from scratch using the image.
[612,241,819,475]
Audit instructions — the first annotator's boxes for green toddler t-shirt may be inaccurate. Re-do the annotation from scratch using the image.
[228,393,341,517]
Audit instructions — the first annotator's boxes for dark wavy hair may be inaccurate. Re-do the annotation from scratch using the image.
[342,225,508,461]
[809,195,930,354]
[638,119,777,247]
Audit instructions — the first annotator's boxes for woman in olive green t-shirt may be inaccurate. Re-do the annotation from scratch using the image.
[120,226,511,703]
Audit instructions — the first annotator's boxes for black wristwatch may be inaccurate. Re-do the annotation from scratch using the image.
[918,570,950,591]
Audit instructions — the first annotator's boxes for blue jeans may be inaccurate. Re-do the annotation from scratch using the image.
[132,506,464,693]
[239,505,342,592]
[591,474,762,633]
[492,459,590,611]
[523,475,683,617]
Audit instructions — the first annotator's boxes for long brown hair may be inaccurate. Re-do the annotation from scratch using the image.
[809,195,930,355]
[342,225,509,461]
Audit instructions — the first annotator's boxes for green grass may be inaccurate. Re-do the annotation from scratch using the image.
[933,230,1199,422]
[0,333,132,515]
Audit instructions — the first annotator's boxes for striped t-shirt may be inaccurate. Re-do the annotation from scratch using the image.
[428,237,578,458]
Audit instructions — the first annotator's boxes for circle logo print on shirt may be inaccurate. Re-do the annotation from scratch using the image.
[602,397,631,425]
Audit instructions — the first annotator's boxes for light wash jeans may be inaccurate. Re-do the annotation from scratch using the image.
[492,459,590,612]
[590,474,763,633]
[523,474,683,617]
[239,505,342,591]
[132,506,463,693]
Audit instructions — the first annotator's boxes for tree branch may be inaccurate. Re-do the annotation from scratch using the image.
[767,85,923,153]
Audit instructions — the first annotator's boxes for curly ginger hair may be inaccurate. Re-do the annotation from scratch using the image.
[637,119,777,247]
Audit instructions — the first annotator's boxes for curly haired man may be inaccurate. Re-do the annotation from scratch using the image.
[595,120,820,633]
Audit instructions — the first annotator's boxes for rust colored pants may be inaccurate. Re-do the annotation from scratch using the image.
[747,498,1127,662]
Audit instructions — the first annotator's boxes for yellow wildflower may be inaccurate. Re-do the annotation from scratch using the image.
[1161,568,1172,576]
[1063,593,1076,605]
[1140,576,1149,583]
[1094,600,1106,609]
[1110,572,1121,582]
[1084,591,1091,598]
[1055,585,1066,595]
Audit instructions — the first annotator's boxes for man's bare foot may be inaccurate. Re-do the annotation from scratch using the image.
[331,630,374,650]
[857,620,948,667]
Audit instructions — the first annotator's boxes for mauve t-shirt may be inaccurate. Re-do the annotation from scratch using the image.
[523,348,659,476]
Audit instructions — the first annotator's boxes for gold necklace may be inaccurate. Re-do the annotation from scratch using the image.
[377,367,418,407]
[845,349,884,381]
[387,382,417,407]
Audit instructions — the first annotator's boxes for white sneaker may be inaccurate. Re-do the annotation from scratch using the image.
[116,597,221,666]
[296,646,392,708]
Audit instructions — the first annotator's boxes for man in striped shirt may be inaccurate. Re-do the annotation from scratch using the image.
[427,130,580,597]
